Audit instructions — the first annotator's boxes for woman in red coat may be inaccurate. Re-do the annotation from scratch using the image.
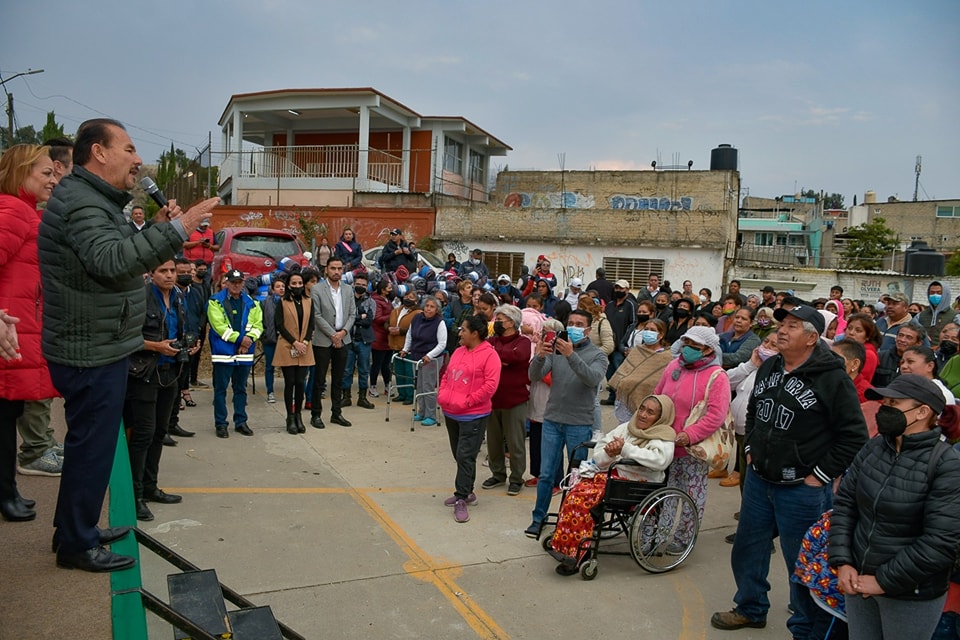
[0,145,60,521]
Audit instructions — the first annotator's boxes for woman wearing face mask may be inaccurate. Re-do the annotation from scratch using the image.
[399,296,447,426]
[654,292,672,323]
[722,334,780,495]
[273,273,315,434]
[753,306,778,340]
[716,294,742,334]
[665,298,696,344]
[611,319,673,424]
[389,289,422,405]
[653,326,731,548]
[369,280,395,398]
[831,374,960,640]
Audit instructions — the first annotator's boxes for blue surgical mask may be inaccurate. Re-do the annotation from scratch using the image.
[640,330,660,345]
[498,285,509,293]
[681,345,703,364]
[566,326,586,344]
[929,294,942,306]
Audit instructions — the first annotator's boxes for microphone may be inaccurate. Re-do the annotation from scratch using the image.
[139,177,168,208]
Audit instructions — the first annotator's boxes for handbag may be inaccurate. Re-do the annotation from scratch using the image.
[682,368,735,473]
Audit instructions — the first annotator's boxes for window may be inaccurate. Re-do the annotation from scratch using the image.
[443,137,463,174]
[602,257,665,289]
[468,150,484,184]
[754,232,773,246]
[936,205,960,218]
[776,234,787,246]
[484,251,525,281]
[788,235,805,246]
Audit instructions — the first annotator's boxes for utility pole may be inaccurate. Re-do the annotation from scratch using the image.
[1,68,44,149]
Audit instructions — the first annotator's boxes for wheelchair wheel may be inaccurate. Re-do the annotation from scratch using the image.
[541,532,554,551]
[628,487,699,574]
[580,559,598,581]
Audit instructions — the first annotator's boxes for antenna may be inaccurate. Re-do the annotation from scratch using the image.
[558,152,566,209]
[913,155,922,202]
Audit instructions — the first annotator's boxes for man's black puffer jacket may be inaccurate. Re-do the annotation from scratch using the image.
[830,428,960,600]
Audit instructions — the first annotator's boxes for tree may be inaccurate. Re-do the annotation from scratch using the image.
[840,217,898,270]
[823,193,845,209]
[946,251,960,277]
[40,111,65,142]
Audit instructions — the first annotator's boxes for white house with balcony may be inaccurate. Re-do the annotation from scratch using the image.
[216,87,510,207]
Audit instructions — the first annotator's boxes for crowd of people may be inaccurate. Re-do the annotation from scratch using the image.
[0,121,958,639]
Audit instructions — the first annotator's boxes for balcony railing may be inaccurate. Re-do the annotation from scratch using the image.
[220,145,403,189]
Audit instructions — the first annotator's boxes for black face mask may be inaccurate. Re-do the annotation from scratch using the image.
[493,320,506,336]
[636,314,650,324]
[288,286,304,298]
[176,275,192,287]
[655,302,668,310]
[940,340,958,357]
[675,308,690,319]
[385,291,396,300]
[403,298,417,308]
[196,271,207,279]
[354,286,367,296]
[614,291,627,300]
[875,404,917,438]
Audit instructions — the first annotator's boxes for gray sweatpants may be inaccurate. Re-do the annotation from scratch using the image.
[846,591,946,640]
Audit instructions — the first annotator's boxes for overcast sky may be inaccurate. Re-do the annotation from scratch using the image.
[2,0,956,204]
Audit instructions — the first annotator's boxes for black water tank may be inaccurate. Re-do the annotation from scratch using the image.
[903,240,945,276]
[710,144,738,171]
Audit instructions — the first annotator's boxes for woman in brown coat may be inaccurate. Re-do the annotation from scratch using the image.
[273,273,315,434]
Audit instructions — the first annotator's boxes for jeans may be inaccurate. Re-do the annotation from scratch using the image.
[342,341,372,391]
[931,611,960,640]
[444,415,487,499]
[212,363,251,428]
[49,359,129,553]
[605,351,625,401]
[532,419,592,524]
[732,467,833,639]
[262,342,277,394]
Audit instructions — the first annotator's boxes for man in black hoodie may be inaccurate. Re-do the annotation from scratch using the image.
[712,302,868,638]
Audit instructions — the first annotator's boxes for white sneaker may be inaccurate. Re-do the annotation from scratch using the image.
[368,387,380,398]
[267,392,276,403]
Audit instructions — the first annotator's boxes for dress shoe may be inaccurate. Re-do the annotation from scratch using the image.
[235,423,254,436]
[52,526,131,552]
[215,425,229,438]
[330,413,352,427]
[162,434,177,446]
[310,415,326,429]
[56,546,136,573]
[0,498,37,522]
[15,488,36,509]
[286,415,298,434]
[169,424,195,438]
[136,500,154,522]
[144,489,182,504]
[293,413,306,434]
[719,471,740,487]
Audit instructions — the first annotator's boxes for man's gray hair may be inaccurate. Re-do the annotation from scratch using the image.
[802,321,819,336]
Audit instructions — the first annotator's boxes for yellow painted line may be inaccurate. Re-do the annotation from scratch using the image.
[350,488,511,640]
[671,572,707,640]
[167,486,511,639]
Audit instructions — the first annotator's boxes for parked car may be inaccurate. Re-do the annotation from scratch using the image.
[211,227,311,282]
[362,245,445,277]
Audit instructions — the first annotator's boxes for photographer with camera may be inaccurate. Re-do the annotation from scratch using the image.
[124,260,200,521]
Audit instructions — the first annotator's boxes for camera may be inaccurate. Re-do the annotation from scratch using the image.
[171,332,199,364]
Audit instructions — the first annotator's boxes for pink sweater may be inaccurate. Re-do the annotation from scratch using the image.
[438,340,502,420]
[654,358,731,458]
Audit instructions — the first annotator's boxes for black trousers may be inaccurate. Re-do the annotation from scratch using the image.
[123,366,180,501]
[50,358,129,554]
[282,366,308,414]
[0,399,25,502]
[312,344,347,417]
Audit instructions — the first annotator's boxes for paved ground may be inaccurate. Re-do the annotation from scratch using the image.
[3,378,797,640]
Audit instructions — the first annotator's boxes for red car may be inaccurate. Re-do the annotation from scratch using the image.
[211,227,310,281]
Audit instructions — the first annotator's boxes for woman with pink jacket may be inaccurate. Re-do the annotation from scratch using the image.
[653,325,732,547]
[437,314,501,524]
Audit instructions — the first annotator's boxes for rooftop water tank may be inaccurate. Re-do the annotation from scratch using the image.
[903,240,945,276]
[710,144,738,171]
[864,190,877,204]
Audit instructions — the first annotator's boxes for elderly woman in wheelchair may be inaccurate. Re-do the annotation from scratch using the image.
[544,394,693,578]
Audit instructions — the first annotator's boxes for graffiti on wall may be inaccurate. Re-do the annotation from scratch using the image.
[609,195,693,211]
[504,191,596,209]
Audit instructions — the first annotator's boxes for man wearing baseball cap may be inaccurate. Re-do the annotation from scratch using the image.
[713,301,868,637]
[380,228,414,275]
[206,269,263,439]
[494,274,521,306]
[562,277,583,307]
[182,219,218,265]
[876,291,924,352]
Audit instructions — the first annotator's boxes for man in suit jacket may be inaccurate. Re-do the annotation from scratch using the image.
[310,256,356,428]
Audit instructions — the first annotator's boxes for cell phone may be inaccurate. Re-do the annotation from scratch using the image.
[543,330,557,344]
[554,330,568,352]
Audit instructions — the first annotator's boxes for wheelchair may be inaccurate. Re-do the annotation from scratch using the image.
[538,441,699,580]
